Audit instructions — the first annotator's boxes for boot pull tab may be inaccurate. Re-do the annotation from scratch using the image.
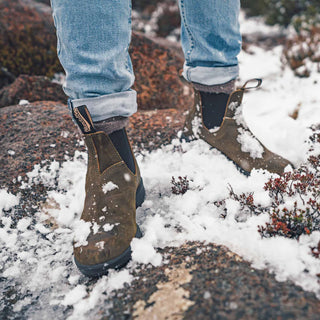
[72,105,96,134]
[240,78,262,91]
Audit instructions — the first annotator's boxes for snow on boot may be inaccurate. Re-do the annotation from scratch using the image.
[182,79,293,175]
[72,105,145,277]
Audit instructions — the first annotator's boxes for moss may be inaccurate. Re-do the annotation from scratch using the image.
[156,5,180,38]
[0,24,63,78]
[241,0,268,17]
[283,26,320,78]
[132,0,159,11]
[242,0,320,32]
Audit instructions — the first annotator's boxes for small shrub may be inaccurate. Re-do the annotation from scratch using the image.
[283,26,320,78]
[241,0,268,17]
[257,202,315,239]
[258,153,320,239]
[156,3,180,38]
[132,0,158,12]
[0,26,63,78]
[217,126,320,240]
[242,0,320,32]
[228,186,263,215]
[171,176,189,195]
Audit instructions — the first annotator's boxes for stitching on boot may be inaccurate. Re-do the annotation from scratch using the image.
[74,108,91,133]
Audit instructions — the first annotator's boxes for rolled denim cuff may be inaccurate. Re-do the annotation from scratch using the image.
[182,64,239,86]
[69,90,137,122]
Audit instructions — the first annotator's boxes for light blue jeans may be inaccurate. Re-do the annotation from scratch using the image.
[51,0,241,122]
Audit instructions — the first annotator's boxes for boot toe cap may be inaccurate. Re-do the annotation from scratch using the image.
[73,223,136,267]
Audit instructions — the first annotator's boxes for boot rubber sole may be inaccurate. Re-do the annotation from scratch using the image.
[74,178,145,277]
[135,177,146,208]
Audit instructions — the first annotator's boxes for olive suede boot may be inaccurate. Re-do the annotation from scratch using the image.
[72,105,145,277]
[182,79,293,175]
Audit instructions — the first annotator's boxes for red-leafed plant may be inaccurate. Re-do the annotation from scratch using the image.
[218,125,320,240]
[171,176,189,195]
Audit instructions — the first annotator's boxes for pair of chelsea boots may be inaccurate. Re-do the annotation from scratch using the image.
[72,79,292,277]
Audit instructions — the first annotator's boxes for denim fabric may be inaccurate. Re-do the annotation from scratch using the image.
[69,91,137,122]
[179,0,241,85]
[51,0,136,121]
[51,0,241,121]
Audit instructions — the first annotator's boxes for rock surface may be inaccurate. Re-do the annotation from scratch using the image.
[0,0,53,33]
[0,1,192,110]
[0,0,61,80]
[2,1,319,318]
[0,102,186,188]
[1,101,320,320]
[0,75,67,107]
[131,32,192,111]
[105,243,320,320]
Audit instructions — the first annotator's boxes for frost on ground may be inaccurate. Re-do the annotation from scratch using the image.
[1,19,320,320]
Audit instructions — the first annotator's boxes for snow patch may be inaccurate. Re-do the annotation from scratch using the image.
[62,285,87,306]
[131,238,162,266]
[0,190,19,212]
[237,128,264,158]
[19,99,29,106]
[92,222,100,235]
[17,218,32,232]
[102,182,118,194]
[95,241,105,250]
[73,220,91,247]
[7,150,15,156]
[103,223,117,232]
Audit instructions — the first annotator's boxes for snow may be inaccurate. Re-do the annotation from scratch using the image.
[239,11,284,36]
[106,269,133,291]
[62,285,87,306]
[237,128,264,158]
[203,291,211,299]
[13,297,32,313]
[18,99,29,106]
[131,238,162,266]
[103,223,117,232]
[73,220,91,247]
[95,241,104,250]
[0,190,19,211]
[16,218,32,232]
[92,222,99,234]
[7,149,15,156]
[124,173,131,182]
[102,181,118,194]
[1,12,320,320]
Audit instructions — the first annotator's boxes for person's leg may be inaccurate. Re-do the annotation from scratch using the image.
[179,0,241,129]
[178,0,241,87]
[51,0,136,121]
[179,1,292,174]
[50,0,145,277]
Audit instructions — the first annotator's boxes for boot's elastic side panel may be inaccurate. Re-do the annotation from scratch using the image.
[91,133,123,174]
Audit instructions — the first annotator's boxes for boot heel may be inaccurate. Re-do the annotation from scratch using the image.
[136,178,146,208]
